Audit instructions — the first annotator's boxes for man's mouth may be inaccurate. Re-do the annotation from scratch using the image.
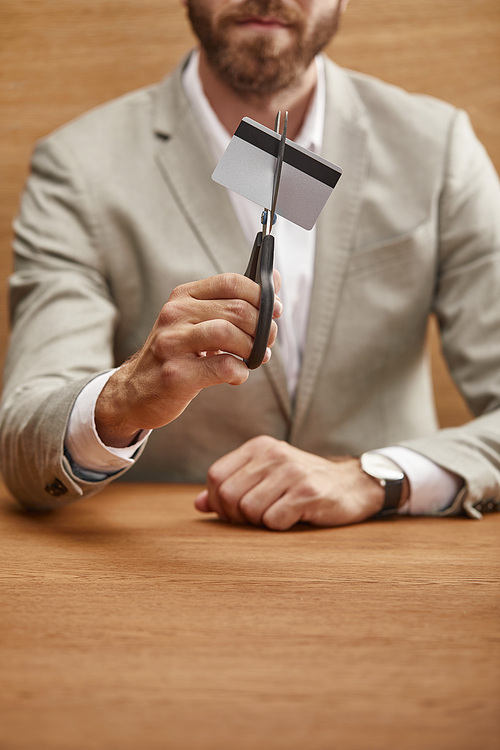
[235,15,291,30]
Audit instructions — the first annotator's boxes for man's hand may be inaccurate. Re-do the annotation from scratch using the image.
[95,273,282,447]
[195,436,386,530]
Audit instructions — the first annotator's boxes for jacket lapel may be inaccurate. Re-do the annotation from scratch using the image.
[290,61,369,442]
[153,63,248,276]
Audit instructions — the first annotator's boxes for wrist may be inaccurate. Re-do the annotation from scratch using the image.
[95,372,143,448]
[329,455,387,518]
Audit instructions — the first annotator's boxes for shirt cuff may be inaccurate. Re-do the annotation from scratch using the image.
[376,446,463,516]
[65,370,151,474]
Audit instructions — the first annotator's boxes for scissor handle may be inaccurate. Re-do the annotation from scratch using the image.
[244,231,262,280]
[244,232,275,370]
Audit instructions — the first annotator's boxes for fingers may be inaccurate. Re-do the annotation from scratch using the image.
[194,489,210,512]
[177,273,283,320]
[196,439,384,530]
[193,350,251,388]
[203,439,259,523]
[273,268,282,298]
[163,274,282,353]
[180,273,261,303]
[203,436,291,525]
[160,292,258,341]
[190,318,254,361]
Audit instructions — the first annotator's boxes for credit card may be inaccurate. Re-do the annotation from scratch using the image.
[212,117,342,230]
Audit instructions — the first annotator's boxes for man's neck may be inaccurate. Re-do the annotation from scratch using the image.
[197,50,318,141]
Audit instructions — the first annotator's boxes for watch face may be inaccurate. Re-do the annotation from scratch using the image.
[360,453,405,482]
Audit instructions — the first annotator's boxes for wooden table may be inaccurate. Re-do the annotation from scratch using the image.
[1,480,498,750]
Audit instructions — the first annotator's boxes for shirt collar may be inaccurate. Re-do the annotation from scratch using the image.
[182,48,325,162]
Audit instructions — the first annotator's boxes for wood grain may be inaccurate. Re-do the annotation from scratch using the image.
[0,0,498,426]
[0,480,499,750]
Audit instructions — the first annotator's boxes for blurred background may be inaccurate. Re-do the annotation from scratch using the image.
[0,0,499,429]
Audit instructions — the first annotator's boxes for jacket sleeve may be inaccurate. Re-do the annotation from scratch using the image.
[0,136,143,510]
[400,110,500,518]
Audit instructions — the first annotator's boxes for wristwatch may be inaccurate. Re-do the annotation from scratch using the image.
[360,452,406,515]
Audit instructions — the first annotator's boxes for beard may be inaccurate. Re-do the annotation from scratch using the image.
[187,0,342,95]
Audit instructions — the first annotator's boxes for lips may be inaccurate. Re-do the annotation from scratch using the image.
[235,16,290,29]
[218,1,304,36]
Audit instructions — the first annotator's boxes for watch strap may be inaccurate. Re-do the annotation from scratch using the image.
[380,476,403,514]
[360,452,405,517]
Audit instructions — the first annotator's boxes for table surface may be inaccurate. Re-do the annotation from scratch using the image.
[1,480,499,750]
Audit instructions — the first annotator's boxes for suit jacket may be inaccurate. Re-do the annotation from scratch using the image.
[1,55,500,516]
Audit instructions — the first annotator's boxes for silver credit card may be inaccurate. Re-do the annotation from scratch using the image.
[212,117,342,231]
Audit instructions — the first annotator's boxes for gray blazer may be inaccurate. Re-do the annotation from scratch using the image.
[1,55,500,516]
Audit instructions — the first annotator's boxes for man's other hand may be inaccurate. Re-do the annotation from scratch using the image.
[195,436,386,530]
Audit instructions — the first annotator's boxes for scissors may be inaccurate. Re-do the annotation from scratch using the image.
[244,110,288,369]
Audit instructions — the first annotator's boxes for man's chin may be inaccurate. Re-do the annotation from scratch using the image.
[204,27,305,94]
[216,58,304,95]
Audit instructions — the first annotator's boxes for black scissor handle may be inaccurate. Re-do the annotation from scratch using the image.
[244,231,275,370]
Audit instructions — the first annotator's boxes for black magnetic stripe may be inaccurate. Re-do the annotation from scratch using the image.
[235,120,341,189]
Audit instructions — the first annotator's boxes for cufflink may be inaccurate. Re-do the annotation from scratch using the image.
[44,478,68,497]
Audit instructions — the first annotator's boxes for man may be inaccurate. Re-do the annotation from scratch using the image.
[1,0,499,528]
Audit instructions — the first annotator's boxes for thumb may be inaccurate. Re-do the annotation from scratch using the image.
[194,489,210,512]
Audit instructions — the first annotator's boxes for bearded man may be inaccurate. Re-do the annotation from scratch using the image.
[1,0,499,528]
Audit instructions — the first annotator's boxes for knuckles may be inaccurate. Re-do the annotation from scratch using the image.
[238,493,263,524]
[214,480,236,508]
[157,299,185,328]
[225,298,255,326]
[247,434,282,452]
[217,272,252,300]
[209,353,249,386]
[204,317,235,344]
[248,435,290,464]
[206,461,226,491]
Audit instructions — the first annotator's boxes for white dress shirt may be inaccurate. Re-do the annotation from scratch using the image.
[65,51,461,514]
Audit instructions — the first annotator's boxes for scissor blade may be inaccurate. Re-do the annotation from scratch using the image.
[264,110,288,235]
